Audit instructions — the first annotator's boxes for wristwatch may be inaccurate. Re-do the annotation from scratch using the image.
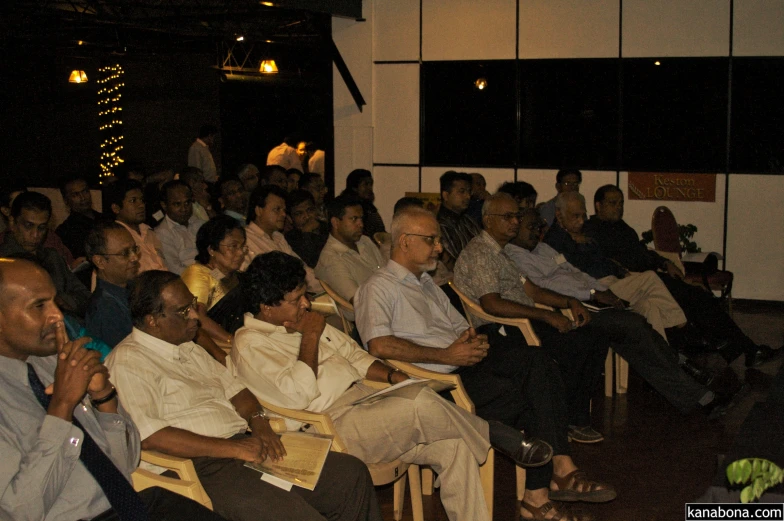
[249,409,269,422]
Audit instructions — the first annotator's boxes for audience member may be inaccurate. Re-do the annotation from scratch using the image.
[267,135,304,172]
[342,169,386,239]
[56,174,105,260]
[308,148,325,175]
[85,221,140,347]
[299,172,328,222]
[437,171,481,274]
[285,189,329,268]
[216,176,248,224]
[393,196,425,215]
[106,270,381,521]
[286,168,301,192]
[237,164,260,193]
[0,258,227,521]
[540,169,582,227]
[155,180,205,274]
[243,184,322,293]
[105,179,167,272]
[498,181,538,209]
[180,166,216,221]
[188,124,219,183]
[585,185,780,368]
[295,140,311,172]
[355,207,615,520]
[0,191,90,316]
[466,172,490,224]
[260,165,289,190]
[315,195,385,320]
[234,251,552,521]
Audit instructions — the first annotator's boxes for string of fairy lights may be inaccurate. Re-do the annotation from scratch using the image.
[97,64,125,182]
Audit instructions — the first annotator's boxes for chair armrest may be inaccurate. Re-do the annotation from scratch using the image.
[387,360,476,414]
[135,453,213,510]
[256,399,346,452]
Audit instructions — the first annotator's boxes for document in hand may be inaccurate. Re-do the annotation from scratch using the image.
[244,432,333,491]
[351,378,456,406]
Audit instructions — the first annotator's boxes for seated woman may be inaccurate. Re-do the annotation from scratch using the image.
[182,215,248,337]
[231,251,553,521]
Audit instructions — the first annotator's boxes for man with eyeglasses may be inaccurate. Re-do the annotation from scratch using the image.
[106,270,382,521]
[539,169,582,227]
[154,180,206,275]
[85,221,141,347]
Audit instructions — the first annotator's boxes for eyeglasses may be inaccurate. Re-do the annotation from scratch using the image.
[162,296,198,320]
[486,212,522,222]
[101,245,141,259]
[219,242,248,254]
[404,233,442,246]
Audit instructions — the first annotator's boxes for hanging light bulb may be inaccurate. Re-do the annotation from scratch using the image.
[259,60,279,74]
[69,70,88,83]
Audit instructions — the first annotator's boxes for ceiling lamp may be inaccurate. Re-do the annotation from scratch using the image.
[259,60,278,74]
[69,70,88,83]
[474,77,487,90]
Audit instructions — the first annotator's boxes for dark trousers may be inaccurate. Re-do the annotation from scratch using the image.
[89,486,228,521]
[658,273,756,358]
[192,441,382,521]
[457,323,571,490]
[532,321,608,427]
[589,309,708,413]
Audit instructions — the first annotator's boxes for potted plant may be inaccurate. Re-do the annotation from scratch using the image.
[726,458,784,503]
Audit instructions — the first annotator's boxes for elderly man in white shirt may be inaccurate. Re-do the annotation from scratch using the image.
[154,180,205,275]
[243,184,322,293]
[232,252,554,521]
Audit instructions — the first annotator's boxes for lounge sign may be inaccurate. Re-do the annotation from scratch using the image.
[627,172,716,202]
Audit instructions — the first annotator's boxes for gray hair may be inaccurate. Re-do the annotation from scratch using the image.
[555,191,586,210]
[481,192,517,217]
[390,207,435,252]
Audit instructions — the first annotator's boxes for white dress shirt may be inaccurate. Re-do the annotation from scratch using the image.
[266,143,303,172]
[154,214,206,275]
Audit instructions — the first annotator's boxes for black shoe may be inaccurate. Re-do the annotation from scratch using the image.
[680,358,714,387]
[745,345,783,368]
[487,420,553,468]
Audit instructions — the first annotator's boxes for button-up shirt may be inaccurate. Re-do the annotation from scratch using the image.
[453,231,535,328]
[115,220,168,273]
[355,260,468,373]
[437,205,481,264]
[86,278,133,348]
[154,214,205,275]
[243,222,322,293]
[505,242,608,302]
[0,354,139,520]
[315,235,385,321]
[188,138,217,183]
[232,314,377,430]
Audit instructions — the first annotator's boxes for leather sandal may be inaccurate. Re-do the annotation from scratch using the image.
[520,500,594,521]
[549,469,616,503]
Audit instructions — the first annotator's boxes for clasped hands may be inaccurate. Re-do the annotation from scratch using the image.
[444,328,489,366]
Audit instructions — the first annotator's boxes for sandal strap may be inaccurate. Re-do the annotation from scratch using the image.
[521,500,563,521]
[552,469,608,493]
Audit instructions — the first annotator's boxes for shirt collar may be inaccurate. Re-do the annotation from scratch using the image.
[130,328,197,362]
[96,278,129,297]
[325,233,356,255]
[116,220,151,238]
[224,210,245,224]
[242,313,288,335]
[437,205,461,221]
[385,259,432,286]
[196,138,208,147]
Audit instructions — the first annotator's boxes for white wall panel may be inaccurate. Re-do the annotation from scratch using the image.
[373,64,419,165]
[333,14,373,128]
[373,167,421,226]
[333,126,374,193]
[373,0,420,61]
[421,167,514,195]
[726,175,784,300]
[733,0,784,56]
[622,0,730,57]
[422,0,517,61]
[519,0,620,59]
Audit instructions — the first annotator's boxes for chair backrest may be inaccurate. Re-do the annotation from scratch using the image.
[448,281,541,346]
[651,206,681,255]
[319,280,354,336]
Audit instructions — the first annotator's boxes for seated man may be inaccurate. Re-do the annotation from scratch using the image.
[106,270,382,521]
[180,166,216,221]
[85,221,141,347]
[285,189,329,268]
[55,174,105,260]
[260,165,290,190]
[217,176,249,225]
[233,252,552,521]
[237,164,260,194]
[355,207,615,521]
[0,258,226,521]
[585,184,779,368]
[243,184,322,293]
[315,195,385,320]
[154,180,206,275]
[436,171,481,275]
[465,199,727,417]
[0,191,91,317]
[105,179,168,272]
[539,169,582,227]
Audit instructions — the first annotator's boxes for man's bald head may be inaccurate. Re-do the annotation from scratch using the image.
[390,207,437,250]
[0,258,47,306]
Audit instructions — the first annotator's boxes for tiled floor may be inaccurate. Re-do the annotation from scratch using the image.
[375,299,784,520]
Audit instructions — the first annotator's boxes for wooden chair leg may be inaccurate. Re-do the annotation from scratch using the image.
[480,448,494,520]
[421,467,434,495]
[615,353,629,394]
[604,349,614,397]
[516,466,526,502]
[408,465,424,521]
[393,472,408,521]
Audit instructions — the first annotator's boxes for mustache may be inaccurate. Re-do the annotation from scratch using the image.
[41,323,59,339]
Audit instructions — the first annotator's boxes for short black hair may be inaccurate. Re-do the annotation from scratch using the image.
[260,165,288,184]
[57,174,88,198]
[198,124,218,139]
[128,270,181,328]
[393,197,424,216]
[556,169,582,183]
[299,173,322,190]
[242,251,306,311]
[287,189,315,211]
[10,191,52,219]
[345,169,372,192]
[0,184,27,210]
[195,215,246,265]
[246,184,289,225]
[103,179,143,215]
[326,194,363,224]
[439,171,472,195]
[498,181,537,202]
[159,180,192,204]
[84,221,127,263]
[594,184,623,205]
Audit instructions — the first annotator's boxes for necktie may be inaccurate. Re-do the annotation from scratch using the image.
[27,363,149,521]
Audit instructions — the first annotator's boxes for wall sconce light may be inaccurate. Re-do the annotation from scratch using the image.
[259,60,279,74]
[474,78,487,90]
[69,70,88,83]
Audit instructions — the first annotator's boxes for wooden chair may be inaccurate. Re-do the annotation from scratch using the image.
[318,285,496,519]
[651,206,733,313]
